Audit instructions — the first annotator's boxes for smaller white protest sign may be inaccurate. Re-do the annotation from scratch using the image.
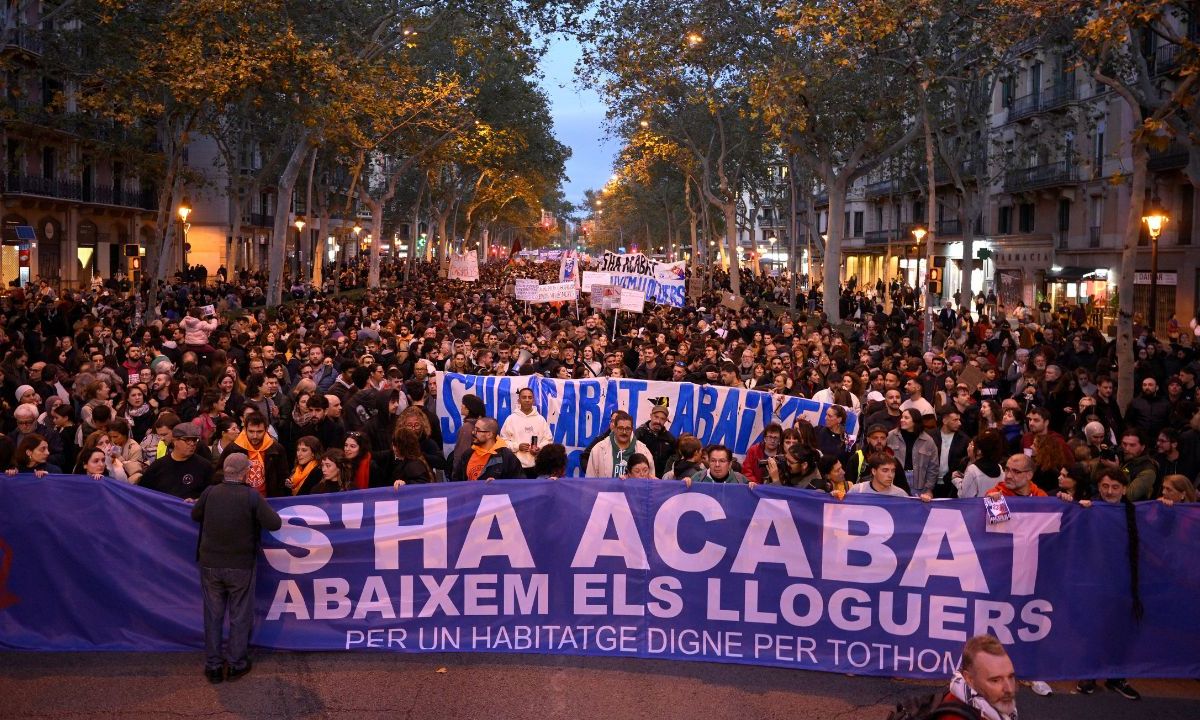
[514,278,539,301]
[593,285,622,310]
[619,288,646,313]
[200,304,216,317]
[581,271,611,292]
[534,281,578,304]
[448,250,480,281]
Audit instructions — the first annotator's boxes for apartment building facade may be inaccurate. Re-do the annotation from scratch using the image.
[1,8,158,290]
[741,31,1198,329]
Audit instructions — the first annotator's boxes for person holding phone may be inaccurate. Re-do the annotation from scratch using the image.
[500,387,551,478]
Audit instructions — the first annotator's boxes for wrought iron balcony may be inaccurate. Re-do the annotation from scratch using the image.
[1003,161,1078,192]
[1008,92,1041,121]
[864,229,897,245]
[1154,42,1182,75]
[864,178,904,199]
[4,28,43,55]
[245,213,274,227]
[4,173,155,210]
[1041,82,1075,111]
[1149,142,1188,171]
[937,218,962,236]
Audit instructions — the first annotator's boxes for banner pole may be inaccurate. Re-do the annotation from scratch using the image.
[612,307,618,341]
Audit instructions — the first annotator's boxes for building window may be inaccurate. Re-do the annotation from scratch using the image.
[853,211,864,237]
[912,200,925,224]
[1093,120,1106,173]
[1019,203,1035,233]
[1058,199,1071,232]
[844,211,850,237]
[42,146,55,179]
[1001,76,1015,108]
[875,206,883,230]
[999,206,1013,234]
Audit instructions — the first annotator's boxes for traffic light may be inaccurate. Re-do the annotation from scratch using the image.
[928,268,941,297]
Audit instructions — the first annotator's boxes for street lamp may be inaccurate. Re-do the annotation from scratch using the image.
[1143,196,1168,333]
[177,199,192,271]
[910,226,927,291]
[352,224,362,260]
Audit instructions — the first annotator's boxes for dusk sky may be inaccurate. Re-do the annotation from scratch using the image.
[537,33,619,211]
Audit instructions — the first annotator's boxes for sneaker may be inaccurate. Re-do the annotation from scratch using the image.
[1105,679,1141,700]
[1027,680,1053,696]
[226,659,252,682]
[204,666,224,684]
[1075,680,1097,695]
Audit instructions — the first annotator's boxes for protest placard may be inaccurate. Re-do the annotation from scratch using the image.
[533,281,578,304]
[619,288,645,313]
[514,278,539,301]
[448,250,479,281]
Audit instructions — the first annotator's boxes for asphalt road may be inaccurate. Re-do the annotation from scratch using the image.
[1,651,1198,720]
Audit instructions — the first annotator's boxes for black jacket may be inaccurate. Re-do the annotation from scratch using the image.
[191,481,282,569]
[635,423,676,478]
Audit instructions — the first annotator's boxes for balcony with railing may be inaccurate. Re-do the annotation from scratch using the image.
[4,27,43,55]
[1041,82,1075,111]
[864,229,898,245]
[864,178,904,199]
[1149,142,1188,171]
[1003,161,1078,192]
[245,213,274,227]
[4,173,155,210]
[1008,91,1041,121]
[1153,42,1182,75]
[937,218,962,236]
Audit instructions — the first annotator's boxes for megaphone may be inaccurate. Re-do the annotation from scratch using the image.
[510,348,533,374]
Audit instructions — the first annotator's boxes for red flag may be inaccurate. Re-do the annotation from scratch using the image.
[507,237,522,263]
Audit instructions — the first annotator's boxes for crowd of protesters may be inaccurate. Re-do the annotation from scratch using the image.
[1,251,1192,698]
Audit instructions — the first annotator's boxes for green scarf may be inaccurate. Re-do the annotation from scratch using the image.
[609,433,636,477]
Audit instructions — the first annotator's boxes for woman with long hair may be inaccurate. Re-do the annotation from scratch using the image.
[287,436,324,496]
[118,385,155,442]
[343,431,385,489]
[885,408,938,496]
[7,433,60,476]
[1031,431,1074,494]
[72,430,129,482]
[959,429,1006,498]
[312,449,347,494]
[391,427,435,487]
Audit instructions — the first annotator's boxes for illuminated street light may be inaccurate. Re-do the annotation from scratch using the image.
[1143,196,1169,332]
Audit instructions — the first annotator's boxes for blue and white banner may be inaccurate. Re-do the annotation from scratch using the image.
[1,476,1198,681]
[437,374,857,476]
[590,251,687,307]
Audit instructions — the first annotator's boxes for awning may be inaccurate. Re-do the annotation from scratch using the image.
[1044,266,1107,281]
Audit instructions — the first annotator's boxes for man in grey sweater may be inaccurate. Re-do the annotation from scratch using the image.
[191,453,282,683]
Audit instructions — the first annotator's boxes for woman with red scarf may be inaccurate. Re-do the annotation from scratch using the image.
[343,431,386,489]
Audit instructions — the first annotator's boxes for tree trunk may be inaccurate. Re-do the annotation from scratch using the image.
[1117,142,1148,411]
[822,174,849,323]
[921,83,937,350]
[722,201,741,297]
[267,135,312,306]
[303,148,317,286]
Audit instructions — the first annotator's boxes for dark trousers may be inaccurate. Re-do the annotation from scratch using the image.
[201,566,255,671]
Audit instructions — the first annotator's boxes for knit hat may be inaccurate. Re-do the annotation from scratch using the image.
[14,385,34,402]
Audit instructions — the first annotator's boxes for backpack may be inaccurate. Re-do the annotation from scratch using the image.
[886,692,980,720]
